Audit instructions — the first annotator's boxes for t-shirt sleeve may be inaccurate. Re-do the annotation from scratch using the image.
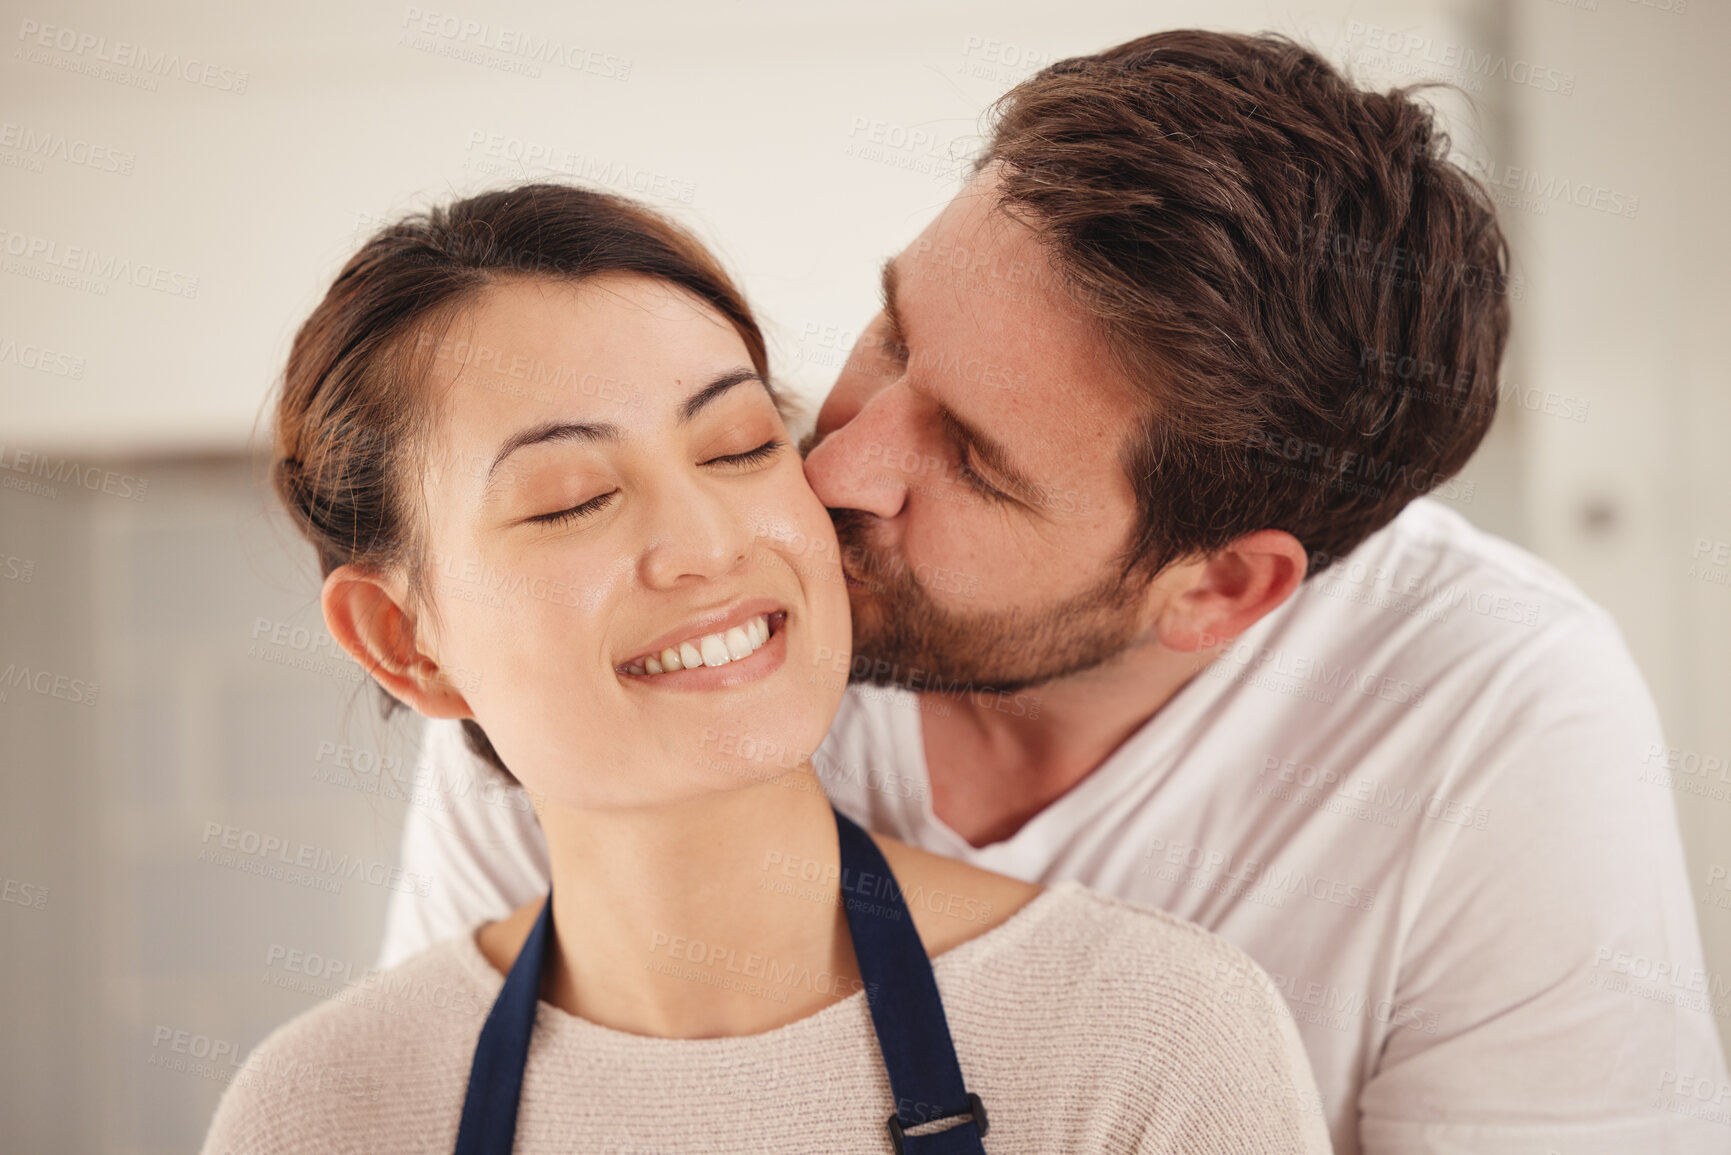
[375,718,551,969]
[1357,610,1730,1153]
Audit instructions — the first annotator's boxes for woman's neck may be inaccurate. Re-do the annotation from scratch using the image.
[534,767,864,1038]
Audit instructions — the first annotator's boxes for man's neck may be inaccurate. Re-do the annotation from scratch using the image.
[919,640,1220,847]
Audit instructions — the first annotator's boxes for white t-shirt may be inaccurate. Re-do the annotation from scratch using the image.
[378,498,1730,1155]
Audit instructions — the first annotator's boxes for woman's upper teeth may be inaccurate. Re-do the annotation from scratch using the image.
[625,614,771,676]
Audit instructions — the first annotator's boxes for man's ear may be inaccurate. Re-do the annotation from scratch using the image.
[321,564,473,720]
[1154,530,1309,653]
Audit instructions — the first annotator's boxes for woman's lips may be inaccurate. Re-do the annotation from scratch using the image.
[617,610,789,691]
[620,610,775,675]
[620,597,786,666]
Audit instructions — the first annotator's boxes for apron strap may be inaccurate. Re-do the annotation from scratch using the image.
[452,893,553,1155]
[833,807,990,1154]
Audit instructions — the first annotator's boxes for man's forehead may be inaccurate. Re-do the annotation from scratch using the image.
[900,177,1037,275]
[889,185,1138,432]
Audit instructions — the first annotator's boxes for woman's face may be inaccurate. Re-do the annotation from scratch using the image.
[408,273,850,809]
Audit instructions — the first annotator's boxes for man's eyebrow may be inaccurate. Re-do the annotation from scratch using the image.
[934,402,1043,502]
[483,367,771,489]
[879,257,908,349]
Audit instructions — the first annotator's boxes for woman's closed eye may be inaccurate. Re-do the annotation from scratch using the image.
[528,439,787,527]
[528,489,618,527]
[701,437,785,468]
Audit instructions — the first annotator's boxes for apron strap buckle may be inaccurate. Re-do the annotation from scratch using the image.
[885,1091,989,1154]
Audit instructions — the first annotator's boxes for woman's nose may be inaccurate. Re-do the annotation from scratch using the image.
[636,473,753,589]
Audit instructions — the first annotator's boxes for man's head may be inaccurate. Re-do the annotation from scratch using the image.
[803,30,1510,695]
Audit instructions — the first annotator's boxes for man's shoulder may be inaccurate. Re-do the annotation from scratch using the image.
[1204,499,1660,816]
[1282,497,1624,671]
[1374,498,1597,602]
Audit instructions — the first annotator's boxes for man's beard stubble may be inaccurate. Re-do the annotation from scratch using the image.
[829,508,1153,697]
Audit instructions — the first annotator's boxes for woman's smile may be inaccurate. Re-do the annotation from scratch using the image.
[617,605,790,691]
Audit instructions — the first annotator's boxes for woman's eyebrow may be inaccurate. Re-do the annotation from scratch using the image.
[482,368,770,493]
[678,367,770,422]
[484,420,621,491]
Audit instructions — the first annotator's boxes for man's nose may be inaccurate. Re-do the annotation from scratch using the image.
[813,312,900,440]
[804,381,917,520]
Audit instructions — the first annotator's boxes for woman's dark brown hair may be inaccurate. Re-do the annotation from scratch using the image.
[272,183,769,779]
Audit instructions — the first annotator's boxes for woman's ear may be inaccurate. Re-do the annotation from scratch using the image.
[321,564,473,719]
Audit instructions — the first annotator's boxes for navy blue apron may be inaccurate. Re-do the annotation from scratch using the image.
[452,806,991,1154]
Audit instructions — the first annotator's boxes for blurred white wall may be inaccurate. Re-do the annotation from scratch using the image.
[2,0,1511,451]
[1489,0,1731,1041]
[2,0,1728,1150]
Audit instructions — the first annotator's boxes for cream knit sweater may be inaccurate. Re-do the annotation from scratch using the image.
[200,881,1331,1153]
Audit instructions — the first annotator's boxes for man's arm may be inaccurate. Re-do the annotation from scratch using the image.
[376,718,550,969]
[1358,607,1729,1153]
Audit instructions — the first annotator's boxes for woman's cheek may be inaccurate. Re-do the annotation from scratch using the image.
[765,469,846,576]
[437,587,557,712]
[785,485,852,673]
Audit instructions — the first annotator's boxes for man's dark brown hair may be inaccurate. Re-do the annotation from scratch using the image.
[979,30,1512,577]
